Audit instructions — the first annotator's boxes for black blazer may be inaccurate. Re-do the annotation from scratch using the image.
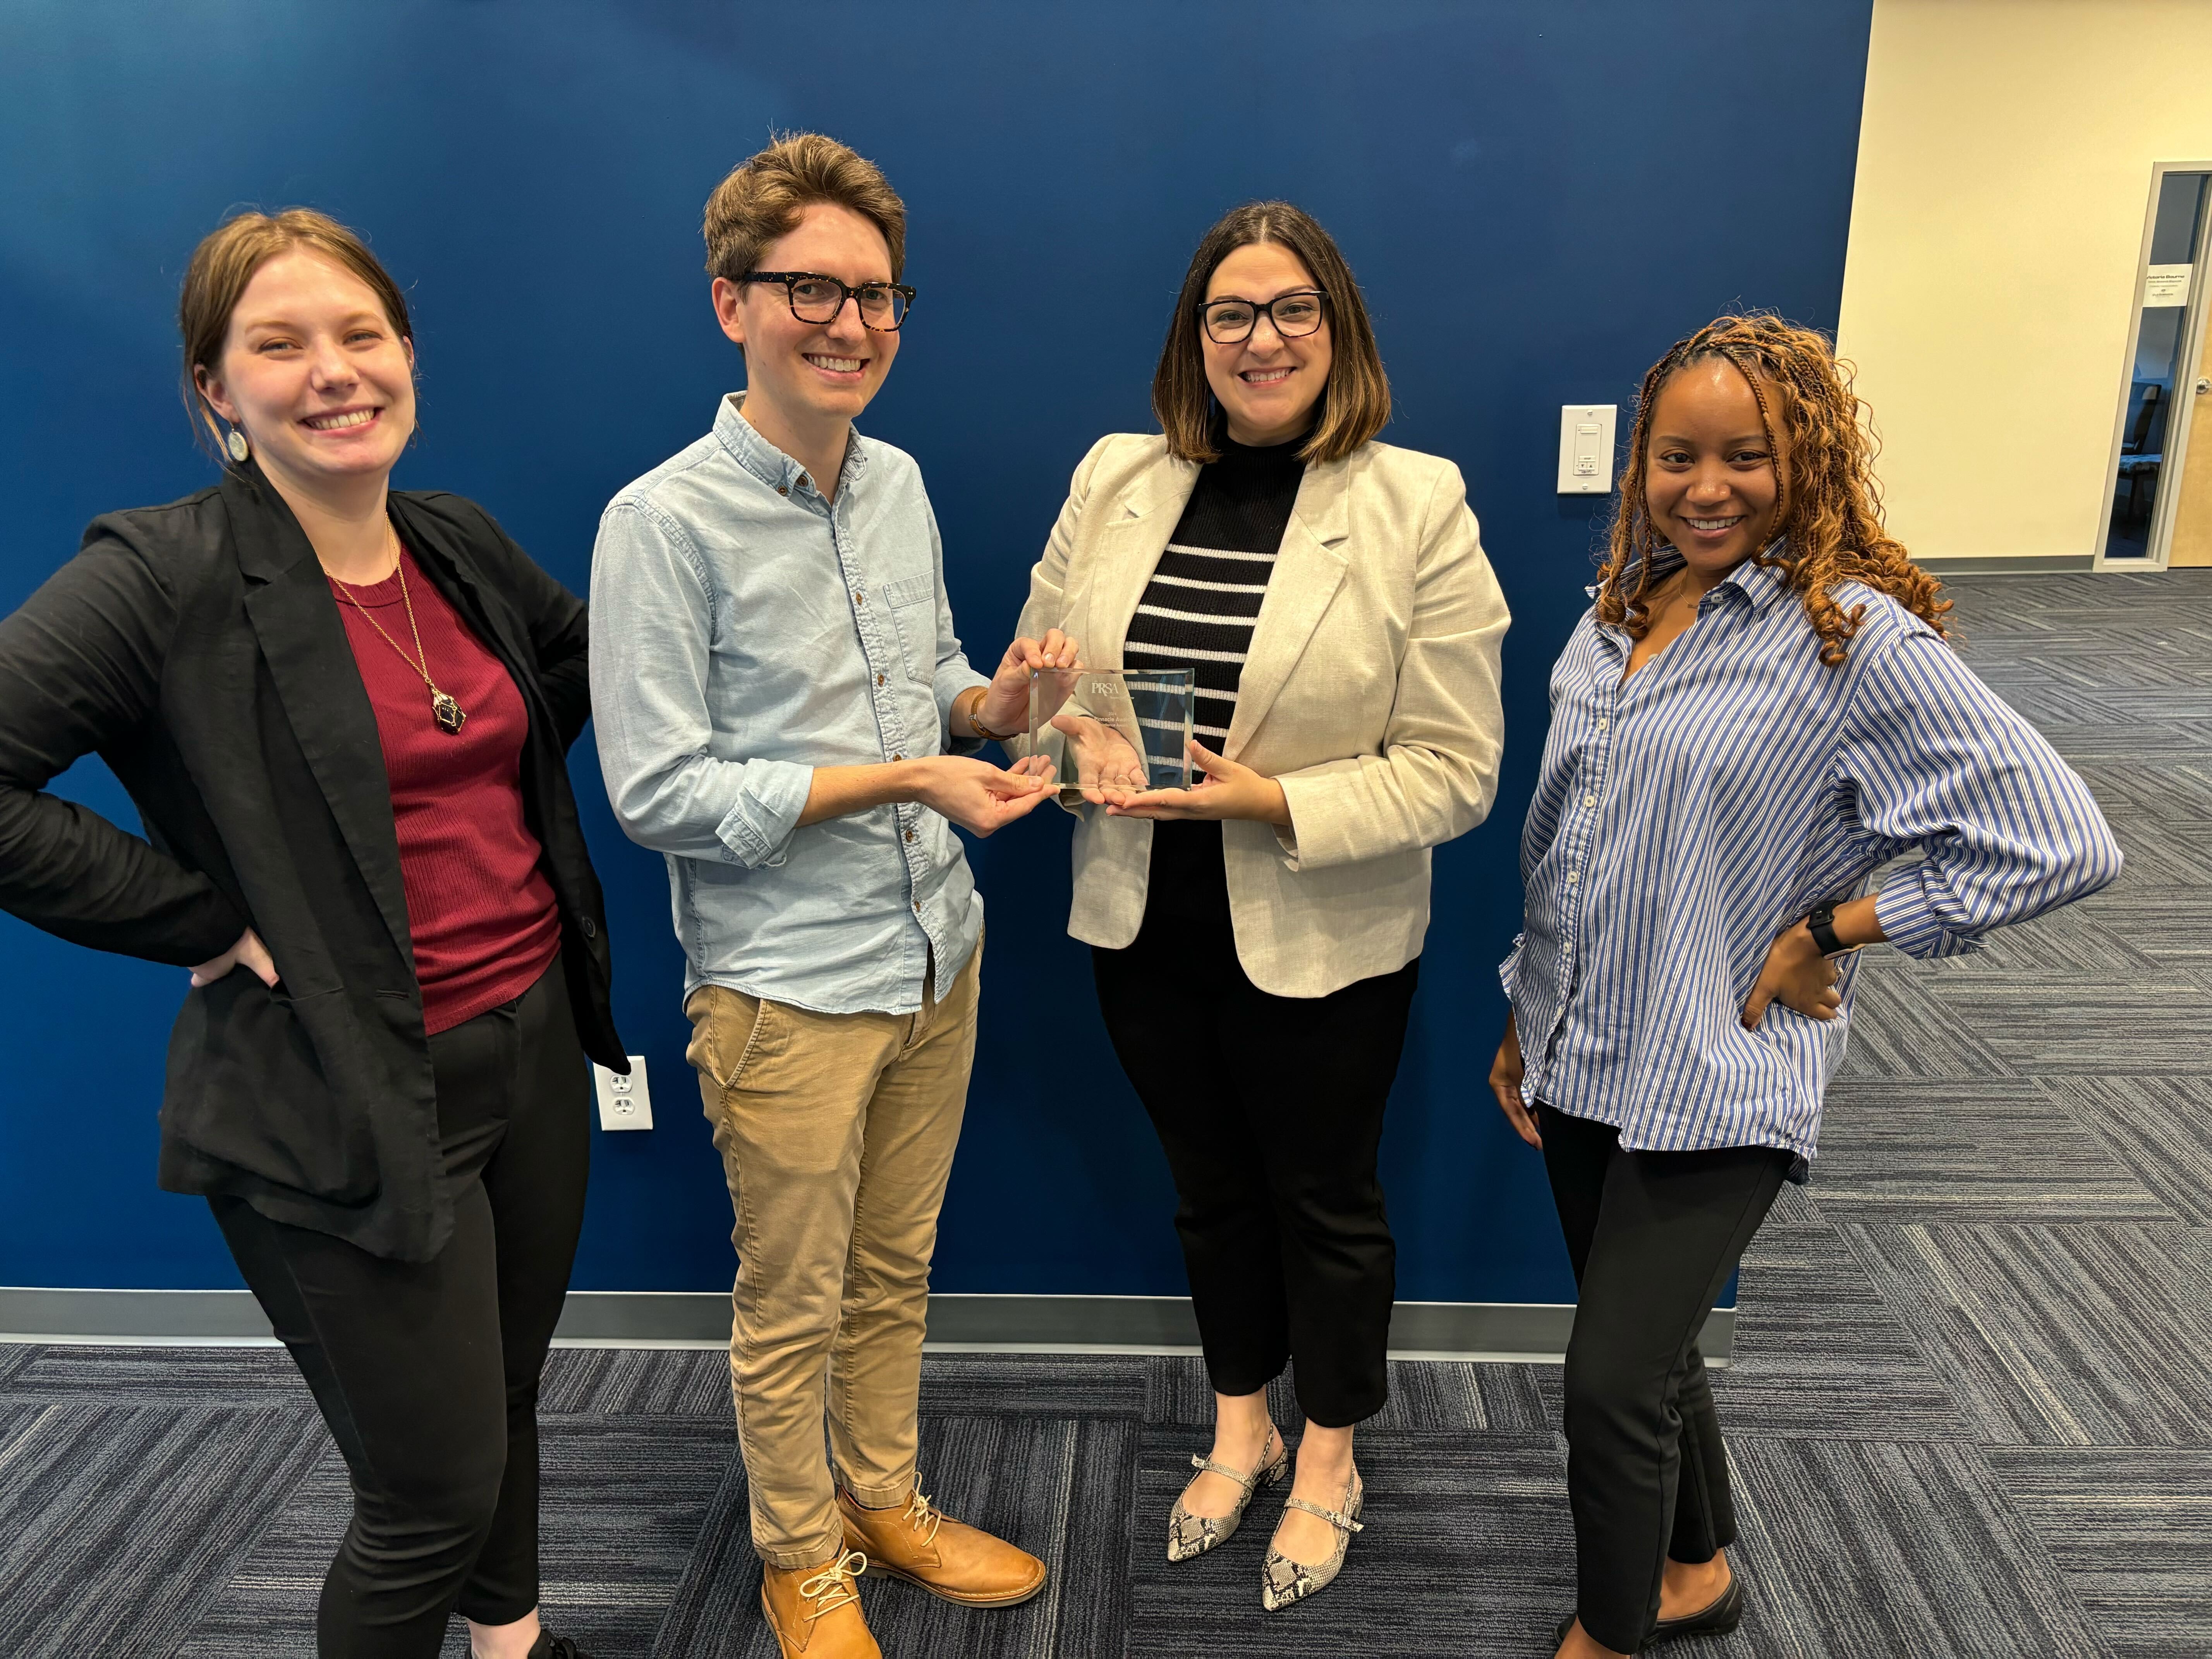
[0,464,626,1261]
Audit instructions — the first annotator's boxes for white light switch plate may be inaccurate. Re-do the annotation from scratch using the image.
[1557,404,1617,495]
[593,1056,653,1131]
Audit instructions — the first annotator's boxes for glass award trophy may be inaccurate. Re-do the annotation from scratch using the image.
[1028,667,1196,804]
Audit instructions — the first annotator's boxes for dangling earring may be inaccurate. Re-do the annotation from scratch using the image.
[225,424,250,463]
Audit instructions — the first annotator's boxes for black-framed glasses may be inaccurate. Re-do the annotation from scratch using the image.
[1202,289,1328,345]
[740,271,914,331]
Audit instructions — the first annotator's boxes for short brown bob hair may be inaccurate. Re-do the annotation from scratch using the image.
[178,208,413,464]
[1152,201,1391,466]
[702,132,908,284]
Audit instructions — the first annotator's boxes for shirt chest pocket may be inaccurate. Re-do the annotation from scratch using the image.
[880,572,937,683]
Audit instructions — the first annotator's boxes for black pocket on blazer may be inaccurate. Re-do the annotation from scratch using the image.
[163,974,378,1203]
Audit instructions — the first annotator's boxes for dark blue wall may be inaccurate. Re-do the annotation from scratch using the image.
[0,0,1872,1299]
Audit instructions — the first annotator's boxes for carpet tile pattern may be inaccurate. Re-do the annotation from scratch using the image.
[1,570,2209,1655]
[1987,1447,2212,1659]
[1702,1223,1967,1443]
[0,1398,326,1656]
[1809,1077,2176,1222]
[1712,1437,2107,1659]
[2052,1074,2212,1227]
[1836,1220,2212,1448]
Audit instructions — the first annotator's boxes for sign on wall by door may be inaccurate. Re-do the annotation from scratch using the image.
[2145,263,2193,307]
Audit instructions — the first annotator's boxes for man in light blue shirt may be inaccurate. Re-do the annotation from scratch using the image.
[589,134,1067,1659]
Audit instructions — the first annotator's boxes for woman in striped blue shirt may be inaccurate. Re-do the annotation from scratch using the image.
[1489,315,2121,1659]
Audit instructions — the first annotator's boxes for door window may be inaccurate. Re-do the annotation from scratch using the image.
[2102,171,2210,562]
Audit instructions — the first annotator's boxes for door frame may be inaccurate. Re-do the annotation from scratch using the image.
[2094,158,2212,571]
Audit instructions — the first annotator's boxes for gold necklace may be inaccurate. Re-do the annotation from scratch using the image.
[331,528,467,734]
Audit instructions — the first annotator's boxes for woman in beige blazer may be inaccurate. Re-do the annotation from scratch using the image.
[1008,201,1509,1610]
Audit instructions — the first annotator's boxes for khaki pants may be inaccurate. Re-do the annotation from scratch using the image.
[684,944,979,1568]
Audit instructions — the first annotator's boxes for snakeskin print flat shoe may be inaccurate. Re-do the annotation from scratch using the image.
[1259,1467,1364,1611]
[1165,1424,1289,1562]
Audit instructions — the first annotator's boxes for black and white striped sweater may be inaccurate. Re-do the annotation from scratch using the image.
[1122,433,1306,743]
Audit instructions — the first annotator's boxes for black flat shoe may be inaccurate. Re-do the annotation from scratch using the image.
[1553,1614,1634,1654]
[1551,1573,1742,1656]
[526,1632,597,1659]
[1647,1571,1744,1645]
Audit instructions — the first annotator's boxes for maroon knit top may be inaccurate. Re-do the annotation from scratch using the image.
[330,548,562,1034]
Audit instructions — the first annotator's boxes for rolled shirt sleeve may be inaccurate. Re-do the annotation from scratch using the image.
[589,499,812,869]
[1504,558,2122,1166]
[1843,624,2124,959]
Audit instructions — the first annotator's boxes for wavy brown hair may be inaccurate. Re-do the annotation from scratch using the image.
[1152,201,1390,466]
[1598,313,1948,666]
[702,131,907,284]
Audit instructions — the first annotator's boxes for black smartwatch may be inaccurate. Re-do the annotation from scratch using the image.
[1804,900,1850,957]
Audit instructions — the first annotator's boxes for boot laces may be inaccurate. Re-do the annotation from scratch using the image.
[797,1549,867,1621]
[903,1488,945,1547]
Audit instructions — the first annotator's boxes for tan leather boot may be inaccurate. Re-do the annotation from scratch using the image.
[837,1486,1047,1608]
[759,1551,880,1658]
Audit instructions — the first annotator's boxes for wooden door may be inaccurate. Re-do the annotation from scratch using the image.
[2171,325,2212,565]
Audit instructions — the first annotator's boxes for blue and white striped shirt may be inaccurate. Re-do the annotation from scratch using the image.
[1503,550,2121,1168]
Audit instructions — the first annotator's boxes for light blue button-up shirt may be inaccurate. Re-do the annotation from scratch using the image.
[590,395,990,1014]
[1504,548,2121,1170]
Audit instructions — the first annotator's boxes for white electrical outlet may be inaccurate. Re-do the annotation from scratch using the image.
[1557,404,1617,495]
[593,1056,653,1131]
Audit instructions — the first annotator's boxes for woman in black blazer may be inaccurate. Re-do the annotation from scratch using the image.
[0,211,617,1659]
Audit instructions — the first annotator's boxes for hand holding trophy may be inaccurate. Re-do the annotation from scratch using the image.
[1049,711,1151,802]
[976,628,1081,738]
[1027,665,1197,807]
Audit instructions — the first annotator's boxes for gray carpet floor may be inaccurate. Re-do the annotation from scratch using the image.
[3,570,2208,1657]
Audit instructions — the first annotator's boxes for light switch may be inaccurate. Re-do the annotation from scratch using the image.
[1557,404,1617,495]
[593,1056,653,1131]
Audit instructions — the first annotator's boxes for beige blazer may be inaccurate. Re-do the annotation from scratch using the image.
[1013,432,1510,998]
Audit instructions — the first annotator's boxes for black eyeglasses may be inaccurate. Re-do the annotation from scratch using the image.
[740,271,914,331]
[1202,289,1328,345]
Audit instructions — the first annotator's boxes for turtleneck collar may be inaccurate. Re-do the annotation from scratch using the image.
[1213,424,1312,471]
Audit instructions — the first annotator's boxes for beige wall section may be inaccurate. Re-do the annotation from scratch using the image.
[1836,0,2212,562]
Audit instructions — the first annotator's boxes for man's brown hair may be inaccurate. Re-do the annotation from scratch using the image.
[702,132,907,284]
[177,208,413,464]
[1152,201,1391,466]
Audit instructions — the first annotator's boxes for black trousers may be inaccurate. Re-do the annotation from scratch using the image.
[1093,820,1415,1427]
[213,956,590,1659]
[1538,1102,1791,1655]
